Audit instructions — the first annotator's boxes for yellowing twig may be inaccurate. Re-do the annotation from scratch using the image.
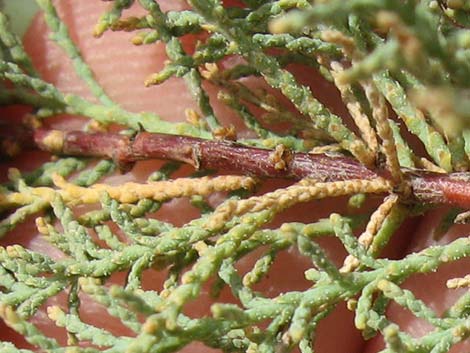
[1,173,256,208]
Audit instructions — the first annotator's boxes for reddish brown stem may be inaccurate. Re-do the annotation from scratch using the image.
[0,123,34,159]
[24,128,470,209]
[33,129,378,181]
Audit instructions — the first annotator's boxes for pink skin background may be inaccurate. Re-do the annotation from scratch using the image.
[1,1,470,352]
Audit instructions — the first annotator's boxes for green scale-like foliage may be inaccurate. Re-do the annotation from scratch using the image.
[2,0,470,352]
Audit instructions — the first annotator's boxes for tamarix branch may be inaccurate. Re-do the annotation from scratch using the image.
[3,0,470,353]
[29,128,470,209]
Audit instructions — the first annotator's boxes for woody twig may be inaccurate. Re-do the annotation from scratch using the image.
[4,127,470,209]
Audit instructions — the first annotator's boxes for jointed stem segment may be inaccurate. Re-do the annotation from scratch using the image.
[27,128,470,209]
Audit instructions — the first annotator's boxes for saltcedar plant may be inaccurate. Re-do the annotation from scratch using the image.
[2,0,470,352]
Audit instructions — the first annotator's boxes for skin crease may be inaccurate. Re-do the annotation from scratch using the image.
[3,1,464,352]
